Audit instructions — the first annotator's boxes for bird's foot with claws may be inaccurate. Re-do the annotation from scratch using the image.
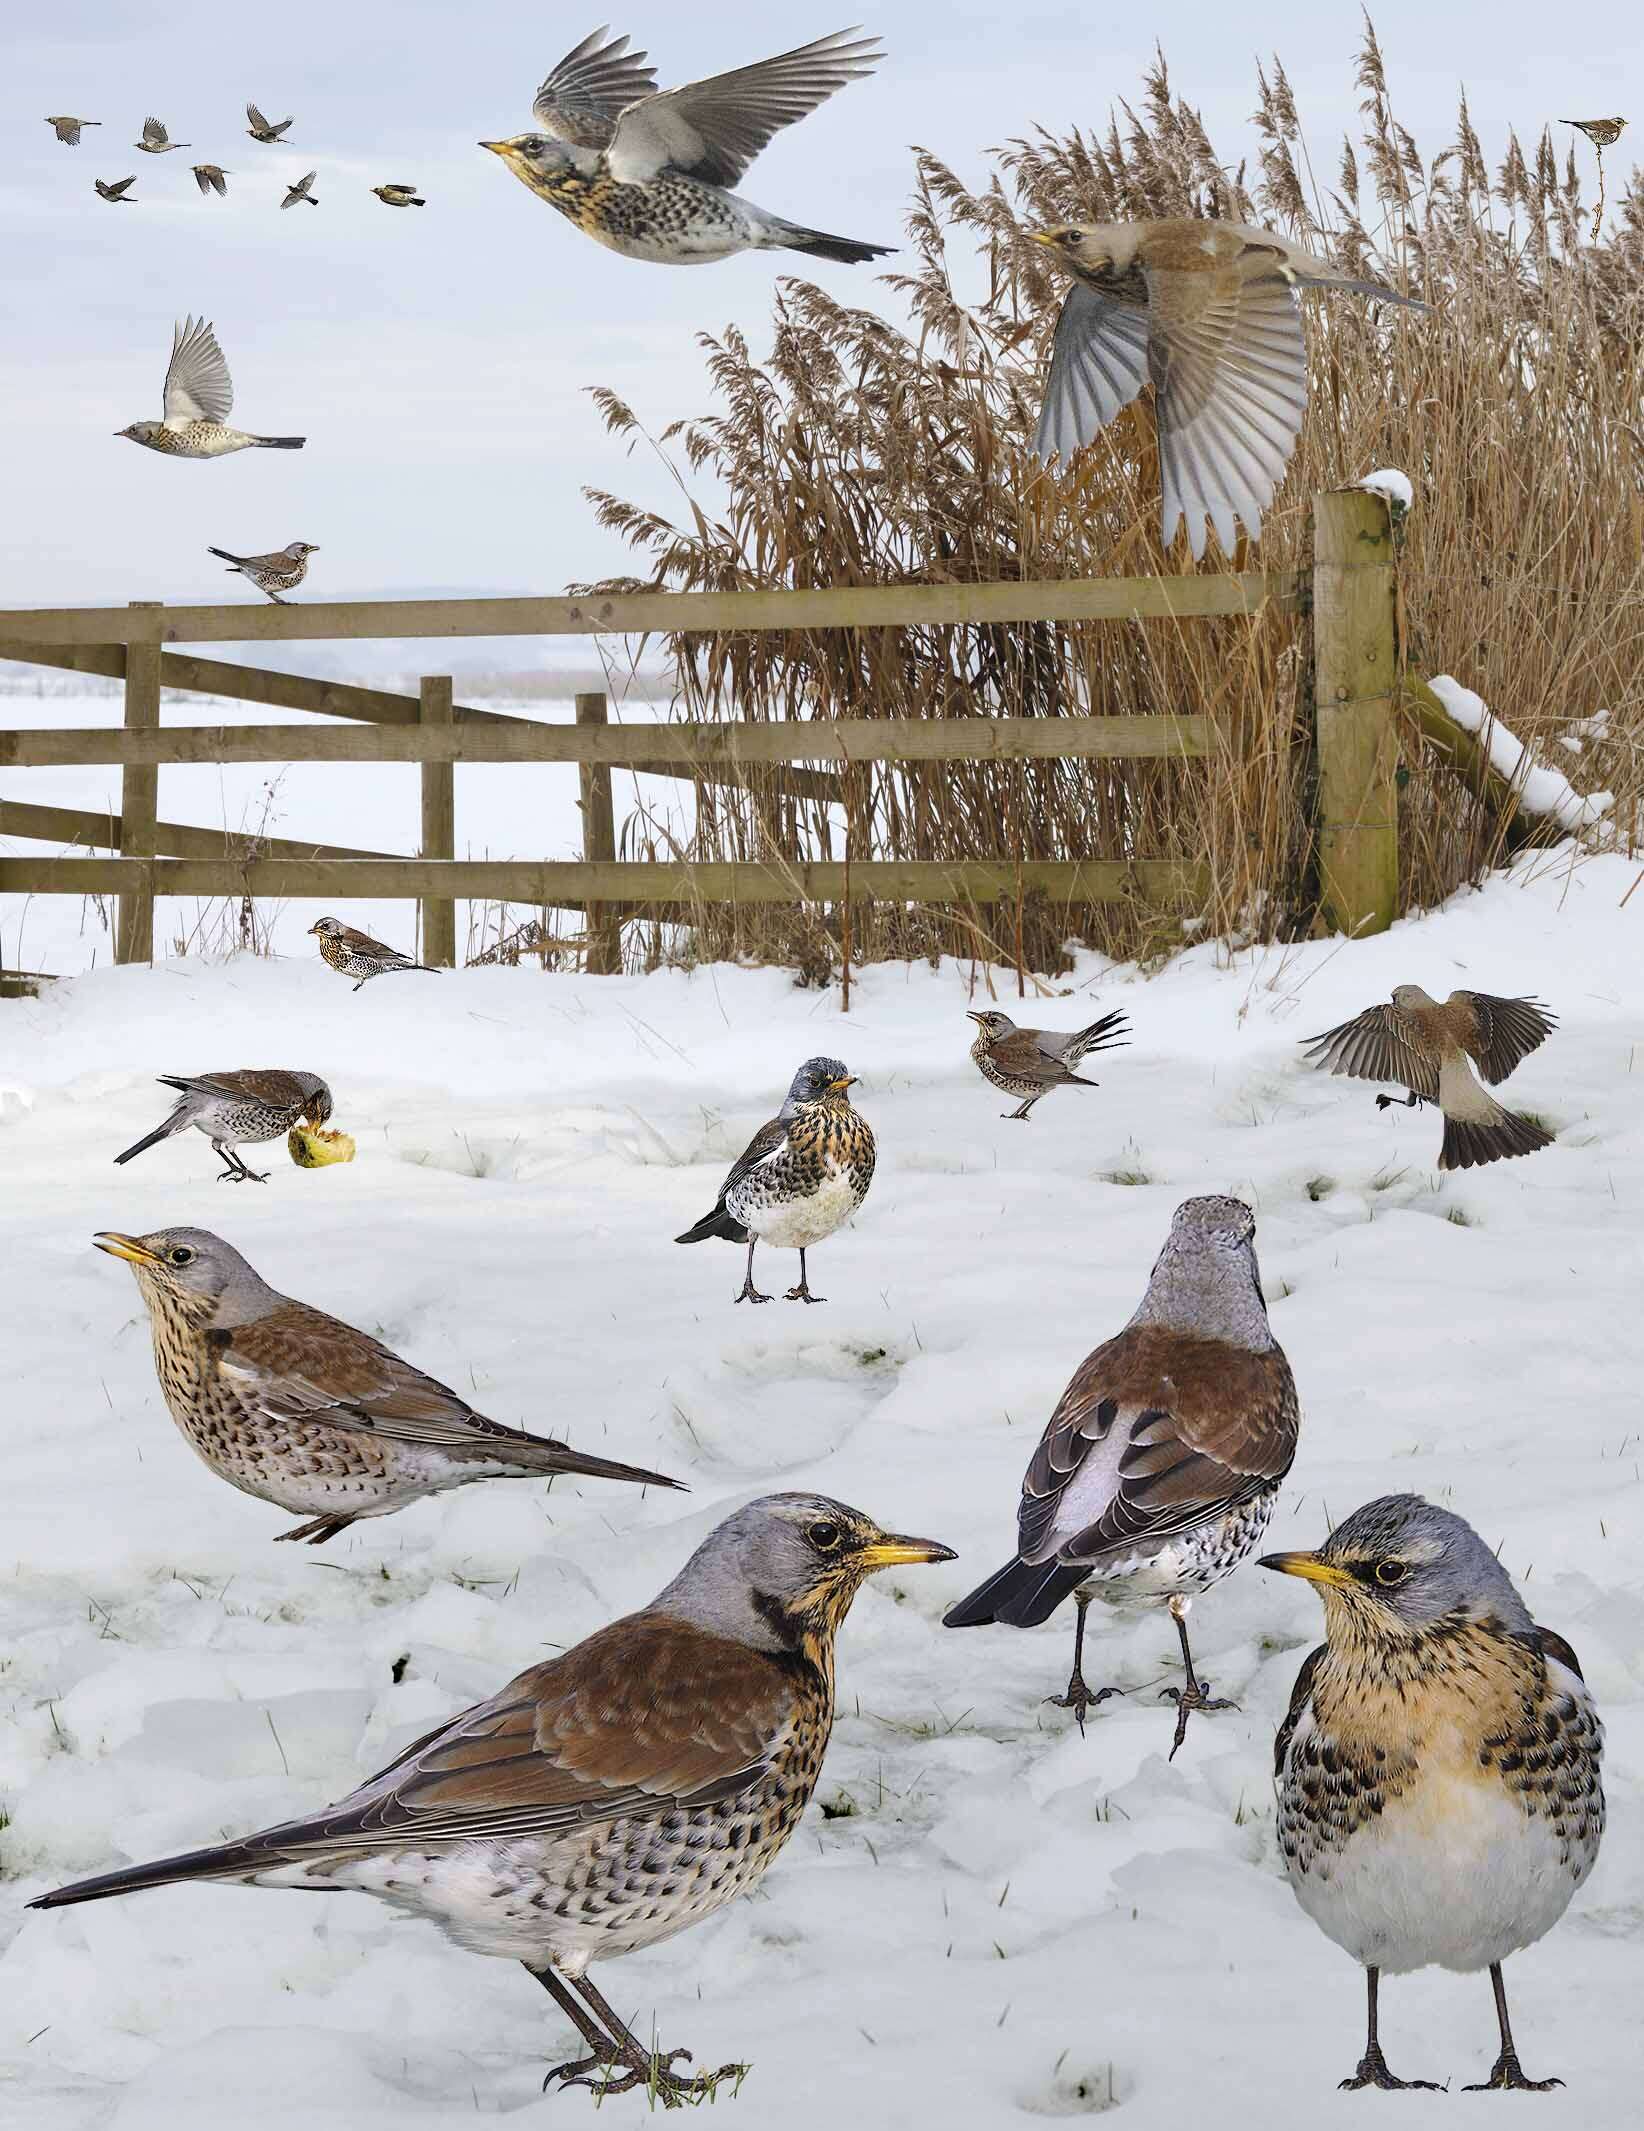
[218,1168,268,1183]
[546,2047,746,2107]
[1047,1674,1121,1734]
[1340,2046,1446,2092]
[783,1283,826,1304]
[734,1282,773,1305]
[1464,2054,1562,2093]
[1160,1680,1237,1759]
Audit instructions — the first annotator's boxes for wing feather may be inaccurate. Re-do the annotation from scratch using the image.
[533,26,659,148]
[162,315,233,425]
[1301,1003,1440,1101]
[1032,283,1152,464]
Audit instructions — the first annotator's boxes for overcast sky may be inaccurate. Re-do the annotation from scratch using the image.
[6,1,1641,646]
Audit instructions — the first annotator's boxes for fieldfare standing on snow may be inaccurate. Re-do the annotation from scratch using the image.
[46,116,99,145]
[135,117,188,153]
[966,1004,1129,1120]
[281,170,318,209]
[91,1227,681,1542]
[30,1492,953,2103]
[94,176,136,203]
[945,1195,1299,1755]
[116,316,305,457]
[1302,985,1555,1171]
[246,102,294,143]
[309,915,437,989]
[1263,1496,1603,2091]
[114,1069,333,1182]
[1030,219,1425,559]
[192,163,231,195]
[207,540,319,602]
[372,183,425,207]
[676,1056,876,1304]
[481,26,892,267]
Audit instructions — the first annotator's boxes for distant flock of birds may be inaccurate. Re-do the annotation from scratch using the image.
[48,106,423,210]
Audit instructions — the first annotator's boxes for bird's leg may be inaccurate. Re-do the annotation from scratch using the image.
[273,1513,356,1544]
[1159,1597,1236,1759]
[1045,1587,1121,1733]
[1464,1963,1562,2091]
[783,1247,826,1304]
[735,1238,772,1305]
[259,586,290,605]
[1340,1967,1446,2091]
[1374,1090,1421,1111]
[572,1971,748,2104]
[529,1965,632,2097]
[214,1143,268,1183]
[1004,1095,1038,1121]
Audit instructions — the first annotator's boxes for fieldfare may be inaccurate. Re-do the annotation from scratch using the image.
[46,116,99,146]
[207,540,319,603]
[1562,116,1626,149]
[91,1227,681,1542]
[192,163,231,196]
[1302,985,1555,1171]
[1263,1496,1603,2092]
[372,183,425,207]
[95,176,136,203]
[1030,218,1425,560]
[309,915,437,989]
[29,1492,954,2102]
[246,101,294,143]
[966,1004,1130,1121]
[481,26,892,268]
[114,1068,333,1182]
[135,117,188,154]
[676,1056,876,1304]
[116,316,305,457]
[945,1195,1299,1755]
[282,170,319,209]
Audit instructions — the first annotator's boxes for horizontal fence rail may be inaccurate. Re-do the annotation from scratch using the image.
[0,798,392,863]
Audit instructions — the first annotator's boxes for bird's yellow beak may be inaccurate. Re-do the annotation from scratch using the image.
[306,921,322,935]
[478,141,513,159]
[1031,230,1060,246]
[93,1231,162,1268]
[965,1010,986,1022]
[1259,1550,1353,1589]
[828,1074,857,1093]
[857,1532,958,1571]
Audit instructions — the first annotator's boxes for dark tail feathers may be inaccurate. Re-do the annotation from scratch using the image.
[1440,1108,1553,1172]
[1067,1008,1131,1066]
[675,1202,748,1246]
[943,1553,1088,1630]
[480,1425,683,1492]
[253,436,306,449]
[780,225,895,266]
[113,1104,189,1165]
[205,546,244,565]
[29,1833,277,1910]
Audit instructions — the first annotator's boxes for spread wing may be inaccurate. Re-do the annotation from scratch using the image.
[142,117,169,147]
[162,315,232,424]
[1273,1642,1326,1777]
[1454,992,1557,1084]
[247,103,270,131]
[1033,282,1152,464]
[533,26,659,149]
[1016,1323,1299,1572]
[1301,1002,1440,1101]
[1145,259,1307,559]
[605,28,881,188]
[104,177,136,199]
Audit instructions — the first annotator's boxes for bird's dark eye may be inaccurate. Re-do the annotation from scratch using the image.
[1064,232,1083,247]
[807,1520,842,1553]
[169,1247,195,1267]
[1374,1559,1409,1586]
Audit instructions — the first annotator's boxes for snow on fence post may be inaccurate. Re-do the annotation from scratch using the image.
[575,691,622,974]
[114,603,162,964]
[1312,490,1399,937]
[418,676,456,967]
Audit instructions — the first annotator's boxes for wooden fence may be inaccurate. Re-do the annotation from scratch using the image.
[0,489,1517,973]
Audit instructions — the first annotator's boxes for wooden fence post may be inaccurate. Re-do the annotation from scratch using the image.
[114,603,162,964]
[575,691,621,973]
[418,675,456,966]
[1312,491,1399,937]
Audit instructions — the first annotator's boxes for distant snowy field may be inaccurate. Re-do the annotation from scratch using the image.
[0,850,1641,2130]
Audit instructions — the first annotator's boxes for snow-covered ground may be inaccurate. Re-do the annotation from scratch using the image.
[0,848,1640,2129]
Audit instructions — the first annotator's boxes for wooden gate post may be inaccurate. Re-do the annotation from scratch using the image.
[418,675,457,966]
[575,691,621,974]
[1312,490,1399,937]
[114,603,162,964]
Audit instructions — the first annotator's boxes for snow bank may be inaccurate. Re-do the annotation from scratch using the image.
[1429,674,1614,832]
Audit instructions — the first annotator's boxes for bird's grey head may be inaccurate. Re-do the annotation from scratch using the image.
[284,542,320,559]
[308,916,343,938]
[480,134,583,181]
[779,1056,855,1115]
[1130,1194,1273,1351]
[966,1010,1016,1039]
[1031,223,1134,273]
[115,423,159,443]
[1262,1494,1533,1644]
[292,1072,334,1124]
[648,1491,955,1653]
[92,1226,279,1328]
[1390,983,1439,1011]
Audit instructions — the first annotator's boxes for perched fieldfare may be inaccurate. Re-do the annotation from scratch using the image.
[1030,218,1425,559]
[207,540,319,603]
[91,1227,681,1541]
[676,1056,876,1304]
[1302,985,1555,1171]
[246,101,294,143]
[481,26,893,267]
[945,1195,1298,1755]
[281,170,318,209]
[114,1068,333,1182]
[309,914,437,989]
[29,1492,953,2103]
[192,163,231,195]
[116,316,305,457]
[135,116,189,153]
[1562,116,1627,149]
[966,1004,1130,1120]
[1263,1496,1603,2092]
[372,183,425,206]
[46,116,99,145]
[94,176,136,203]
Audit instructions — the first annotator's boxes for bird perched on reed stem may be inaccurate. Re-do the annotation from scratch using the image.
[113,1068,333,1182]
[245,101,293,142]
[945,1195,1298,1756]
[309,915,437,989]
[1030,218,1425,560]
[192,163,230,196]
[116,317,305,457]
[207,540,319,603]
[482,25,892,267]
[95,176,136,203]
[966,1005,1129,1120]
[372,183,425,207]
[29,1491,953,2102]
[1263,1496,1603,2091]
[91,1227,681,1541]
[1302,985,1555,1171]
[676,1056,875,1304]
[135,117,187,153]
[46,116,98,145]
[1561,116,1626,149]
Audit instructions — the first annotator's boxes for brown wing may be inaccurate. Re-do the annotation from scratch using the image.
[1534,1625,1587,1683]
[1274,1642,1326,1777]
[177,1069,309,1106]
[533,27,658,148]
[336,921,399,955]
[1017,1323,1299,1571]
[716,1113,789,1198]
[1453,993,1557,1084]
[987,1028,1072,1086]
[1300,1002,1440,1101]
